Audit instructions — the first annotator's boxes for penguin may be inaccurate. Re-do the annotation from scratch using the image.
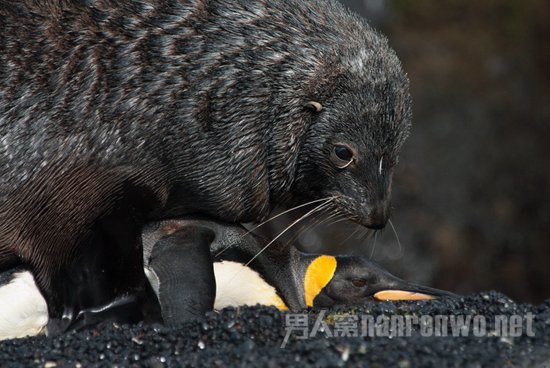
[0,219,455,340]
[0,268,49,339]
[141,219,456,319]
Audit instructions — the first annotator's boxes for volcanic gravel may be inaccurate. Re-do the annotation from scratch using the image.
[1,292,548,367]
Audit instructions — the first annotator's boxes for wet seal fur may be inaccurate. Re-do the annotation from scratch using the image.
[0,0,412,332]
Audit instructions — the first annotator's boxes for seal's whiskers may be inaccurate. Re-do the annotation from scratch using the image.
[370,231,379,259]
[337,224,362,247]
[243,197,337,236]
[388,219,403,257]
[286,209,345,245]
[215,197,336,258]
[217,198,335,293]
[244,198,335,268]
[324,217,348,228]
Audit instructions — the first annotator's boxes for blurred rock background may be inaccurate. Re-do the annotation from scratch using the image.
[262,0,550,304]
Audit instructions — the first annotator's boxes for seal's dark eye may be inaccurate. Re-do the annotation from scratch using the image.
[351,278,367,288]
[331,144,355,169]
[335,146,353,161]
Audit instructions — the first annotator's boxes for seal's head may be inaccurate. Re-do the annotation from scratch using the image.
[290,39,412,229]
[142,0,413,229]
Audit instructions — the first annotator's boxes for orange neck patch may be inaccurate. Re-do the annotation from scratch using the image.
[274,296,289,311]
[304,255,337,307]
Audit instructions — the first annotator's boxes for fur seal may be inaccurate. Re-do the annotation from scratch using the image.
[0,0,412,332]
[0,219,453,340]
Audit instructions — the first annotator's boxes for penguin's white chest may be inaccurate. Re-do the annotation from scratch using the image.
[213,261,287,310]
[0,261,289,341]
[0,272,48,340]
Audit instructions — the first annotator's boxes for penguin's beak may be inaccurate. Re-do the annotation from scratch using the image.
[373,290,435,301]
[367,264,458,301]
[371,282,457,301]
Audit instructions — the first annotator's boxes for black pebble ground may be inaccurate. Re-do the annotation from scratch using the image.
[1,292,549,367]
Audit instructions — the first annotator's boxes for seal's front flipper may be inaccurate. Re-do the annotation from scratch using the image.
[147,226,216,324]
[45,228,162,336]
[47,294,148,336]
[44,181,163,336]
[45,234,162,336]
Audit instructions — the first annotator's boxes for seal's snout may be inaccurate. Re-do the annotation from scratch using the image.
[333,195,391,230]
[358,200,391,230]
[364,203,390,229]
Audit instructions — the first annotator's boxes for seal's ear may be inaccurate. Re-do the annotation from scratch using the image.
[304,101,323,113]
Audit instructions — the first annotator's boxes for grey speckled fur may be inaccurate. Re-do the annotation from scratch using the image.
[0,0,411,323]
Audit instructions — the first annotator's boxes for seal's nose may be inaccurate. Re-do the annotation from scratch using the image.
[365,202,389,229]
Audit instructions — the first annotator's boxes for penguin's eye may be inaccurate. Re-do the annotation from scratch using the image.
[331,144,355,169]
[351,278,367,288]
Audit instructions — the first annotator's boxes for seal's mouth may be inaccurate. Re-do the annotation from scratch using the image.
[328,195,390,230]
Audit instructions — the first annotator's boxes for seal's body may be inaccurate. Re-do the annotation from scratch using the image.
[0,219,453,340]
[0,0,411,331]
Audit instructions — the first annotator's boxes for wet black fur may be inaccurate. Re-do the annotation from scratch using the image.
[0,0,411,328]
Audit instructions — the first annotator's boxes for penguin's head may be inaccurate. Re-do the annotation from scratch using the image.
[307,255,456,308]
